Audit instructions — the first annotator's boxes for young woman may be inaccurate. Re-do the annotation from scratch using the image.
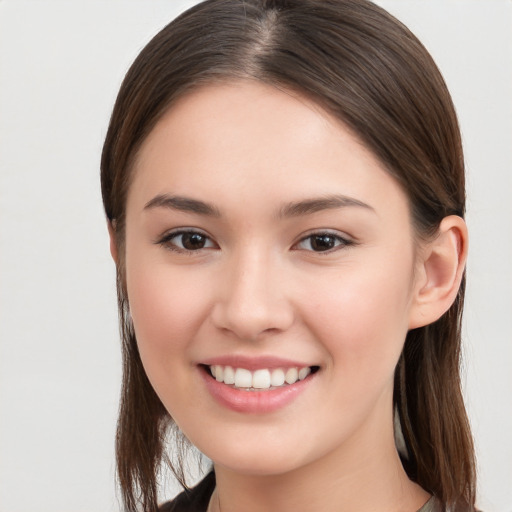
[101,1,476,511]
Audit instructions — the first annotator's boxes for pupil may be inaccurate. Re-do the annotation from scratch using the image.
[312,235,335,251]
[182,233,205,250]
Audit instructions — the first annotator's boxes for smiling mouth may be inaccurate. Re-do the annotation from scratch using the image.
[203,364,320,391]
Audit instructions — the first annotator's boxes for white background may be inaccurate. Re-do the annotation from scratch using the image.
[0,1,511,511]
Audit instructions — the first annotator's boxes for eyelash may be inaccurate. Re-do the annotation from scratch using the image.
[293,231,355,253]
[156,229,217,254]
[156,229,355,255]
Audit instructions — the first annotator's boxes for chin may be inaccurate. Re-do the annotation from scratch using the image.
[197,434,318,477]
[213,454,303,477]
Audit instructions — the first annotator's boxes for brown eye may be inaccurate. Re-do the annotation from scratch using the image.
[158,230,216,252]
[310,235,337,251]
[181,232,208,250]
[296,232,352,252]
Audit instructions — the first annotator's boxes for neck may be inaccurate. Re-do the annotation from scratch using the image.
[211,411,430,512]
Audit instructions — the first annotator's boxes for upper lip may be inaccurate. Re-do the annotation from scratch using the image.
[199,355,316,371]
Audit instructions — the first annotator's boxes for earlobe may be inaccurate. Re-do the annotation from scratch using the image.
[107,220,119,264]
[408,215,468,329]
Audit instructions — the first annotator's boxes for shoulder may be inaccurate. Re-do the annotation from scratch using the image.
[159,472,216,512]
[420,496,482,512]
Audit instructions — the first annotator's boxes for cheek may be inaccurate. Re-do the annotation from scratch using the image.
[125,256,212,365]
[124,256,218,419]
[301,259,414,375]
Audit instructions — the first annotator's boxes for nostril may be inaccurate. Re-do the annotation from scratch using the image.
[210,277,295,340]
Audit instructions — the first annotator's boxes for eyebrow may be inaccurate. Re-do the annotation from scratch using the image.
[144,194,221,217]
[143,193,374,218]
[277,194,375,218]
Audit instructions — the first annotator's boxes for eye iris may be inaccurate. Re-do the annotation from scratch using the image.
[182,232,206,250]
[311,234,336,251]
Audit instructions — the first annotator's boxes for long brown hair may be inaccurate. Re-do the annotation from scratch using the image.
[101,1,476,510]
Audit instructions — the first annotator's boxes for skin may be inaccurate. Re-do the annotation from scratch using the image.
[113,80,467,512]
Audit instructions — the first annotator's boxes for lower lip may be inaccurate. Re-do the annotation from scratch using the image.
[199,367,315,414]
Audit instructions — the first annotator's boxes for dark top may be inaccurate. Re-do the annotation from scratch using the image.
[159,472,215,512]
[159,471,473,512]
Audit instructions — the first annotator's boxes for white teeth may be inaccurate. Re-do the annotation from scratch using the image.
[285,367,299,384]
[270,368,285,387]
[209,365,314,390]
[252,369,271,389]
[234,368,253,388]
[223,365,235,385]
[298,367,311,380]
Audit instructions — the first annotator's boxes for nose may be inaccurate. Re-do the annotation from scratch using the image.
[211,249,294,341]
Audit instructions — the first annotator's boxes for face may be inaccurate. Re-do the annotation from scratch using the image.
[123,81,422,477]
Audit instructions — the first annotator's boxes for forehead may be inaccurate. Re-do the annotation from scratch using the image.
[133,80,352,171]
[128,80,409,221]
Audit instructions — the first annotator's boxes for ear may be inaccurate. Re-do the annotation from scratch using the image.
[107,220,119,265]
[408,215,468,329]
